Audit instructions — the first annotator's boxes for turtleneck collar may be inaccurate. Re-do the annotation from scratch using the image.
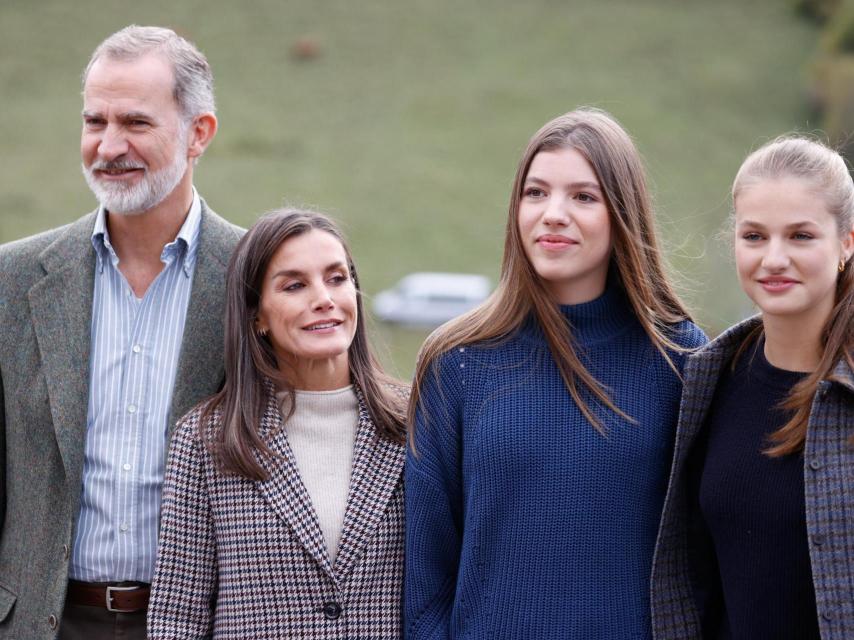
[521,281,637,345]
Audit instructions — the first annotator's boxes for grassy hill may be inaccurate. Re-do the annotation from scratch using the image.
[0,1,818,376]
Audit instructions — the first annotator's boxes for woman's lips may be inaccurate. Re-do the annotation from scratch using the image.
[537,235,578,251]
[757,278,798,292]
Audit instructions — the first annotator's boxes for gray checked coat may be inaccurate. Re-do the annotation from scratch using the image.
[147,382,405,639]
[651,316,854,639]
[0,203,241,640]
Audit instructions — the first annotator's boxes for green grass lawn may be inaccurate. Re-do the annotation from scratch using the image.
[0,0,818,377]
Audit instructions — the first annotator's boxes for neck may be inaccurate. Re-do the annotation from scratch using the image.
[762,313,825,373]
[283,354,351,391]
[105,173,194,297]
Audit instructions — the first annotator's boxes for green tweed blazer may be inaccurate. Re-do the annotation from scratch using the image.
[0,201,242,639]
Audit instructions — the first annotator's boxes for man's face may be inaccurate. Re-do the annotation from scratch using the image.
[81,53,190,215]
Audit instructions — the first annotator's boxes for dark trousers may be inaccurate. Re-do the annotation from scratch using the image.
[58,603,146,640]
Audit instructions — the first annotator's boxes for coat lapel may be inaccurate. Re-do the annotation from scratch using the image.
[27,213,97,486]
[255,383,336,580]
[168,203,241,435]
[671,315,764,467]
[333,385,405,581]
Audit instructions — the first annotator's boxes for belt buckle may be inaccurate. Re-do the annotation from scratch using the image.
[105,585,139,613]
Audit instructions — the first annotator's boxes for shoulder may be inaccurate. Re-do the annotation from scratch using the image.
[666,318,709,351]
[0,212,97,294]
[175,398,223,445]
[692,315,762,362]
[198,200,245,248]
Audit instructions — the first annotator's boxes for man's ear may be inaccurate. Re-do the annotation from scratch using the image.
[187,112,218,160]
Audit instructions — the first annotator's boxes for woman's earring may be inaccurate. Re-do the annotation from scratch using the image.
[840,258,847,273]
[258,327,268,337]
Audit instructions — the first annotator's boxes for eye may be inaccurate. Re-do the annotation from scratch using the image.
[328,272,349,285]
[792,231,814,241]
[282,281,304,292]
[741,232,763,242]
[523,187,546,199]
[84,117,105,129]
[576,192,598,203]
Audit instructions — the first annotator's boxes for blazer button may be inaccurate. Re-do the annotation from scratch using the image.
[48,614,58,629]
[62,544,70,559]
[322,601,342,620]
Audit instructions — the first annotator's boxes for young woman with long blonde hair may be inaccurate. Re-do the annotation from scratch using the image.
[652,136,854,639]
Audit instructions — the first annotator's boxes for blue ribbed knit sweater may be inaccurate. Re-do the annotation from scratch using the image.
[405,285,707,639]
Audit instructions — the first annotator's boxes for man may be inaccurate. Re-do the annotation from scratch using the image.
[0,26,243,639]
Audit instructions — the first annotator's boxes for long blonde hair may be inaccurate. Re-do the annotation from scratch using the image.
[409,107,693,440]
[732,136,854,457]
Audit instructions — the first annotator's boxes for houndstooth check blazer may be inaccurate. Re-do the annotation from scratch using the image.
[650,315,854,640]
[147,382,405,639]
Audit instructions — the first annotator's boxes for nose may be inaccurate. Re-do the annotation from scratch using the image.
[761,238,790,272]
[311,285,335,311]
[542,194,570,227]
[96,124,129,161]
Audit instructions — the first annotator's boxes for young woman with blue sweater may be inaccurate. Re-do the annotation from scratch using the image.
[652,137,854,639]
[404,108,707,639]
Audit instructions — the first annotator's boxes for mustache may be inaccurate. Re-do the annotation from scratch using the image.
[88,160,146,172]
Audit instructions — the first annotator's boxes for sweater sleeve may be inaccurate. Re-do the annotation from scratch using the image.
[405,350,465,640]
[147,411,218,639]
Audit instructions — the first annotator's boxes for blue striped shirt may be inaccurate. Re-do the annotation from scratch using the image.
[69,191,201,582]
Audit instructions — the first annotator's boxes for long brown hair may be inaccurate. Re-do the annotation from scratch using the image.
[731,136,854,457]
[203,208,406,480]
[409,107,694,441]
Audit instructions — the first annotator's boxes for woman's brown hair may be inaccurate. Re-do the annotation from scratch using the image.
[731,136,854,457]
[409,107,694,442]
[203,208,406,480]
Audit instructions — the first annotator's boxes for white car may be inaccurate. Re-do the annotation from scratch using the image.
[372,272,491,327]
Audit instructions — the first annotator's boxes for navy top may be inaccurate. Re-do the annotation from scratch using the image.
[405,284,707,639]
[691,339,820,639]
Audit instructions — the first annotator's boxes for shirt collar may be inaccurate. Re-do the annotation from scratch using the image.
[91,188,202,277]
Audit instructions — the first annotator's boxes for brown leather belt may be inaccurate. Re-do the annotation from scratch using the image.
[66,581,150,613]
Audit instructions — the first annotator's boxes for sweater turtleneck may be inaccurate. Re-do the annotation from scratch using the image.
[276,385,359,565]
[521,282,638,347]
[405,281,707,638]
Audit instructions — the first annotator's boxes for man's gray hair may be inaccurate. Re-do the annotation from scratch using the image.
[83,25,215,121]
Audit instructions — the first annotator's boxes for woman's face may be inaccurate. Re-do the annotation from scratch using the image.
[735,177,853,326]
[255,229,357,386]
[518,147,612,304]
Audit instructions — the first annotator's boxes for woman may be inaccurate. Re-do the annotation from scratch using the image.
[651,137,854,639]
[147,209,407,639]
[405,108,707,638]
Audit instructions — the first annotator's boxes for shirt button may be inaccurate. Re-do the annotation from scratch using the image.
[811,533,825,546]
[48,615,57,629]
[122,463,131,471]
[127,404,137,414]
[132,344,141,353]
[322,601,342,620]
[120,523,129,532]
[809,458,822,471]
[822,607,835,621]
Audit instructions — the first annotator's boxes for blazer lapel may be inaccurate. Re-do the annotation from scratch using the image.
[334,385,405,581]
[671,315,765,468]
[255,385,336,581]
[27,213,97,487]
[168,203,241,435]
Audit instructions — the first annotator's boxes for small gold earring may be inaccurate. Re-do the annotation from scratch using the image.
[258,327,268,337]
[840,259,847,273]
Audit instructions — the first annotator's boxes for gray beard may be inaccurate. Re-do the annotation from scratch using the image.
[82,145,189,216]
